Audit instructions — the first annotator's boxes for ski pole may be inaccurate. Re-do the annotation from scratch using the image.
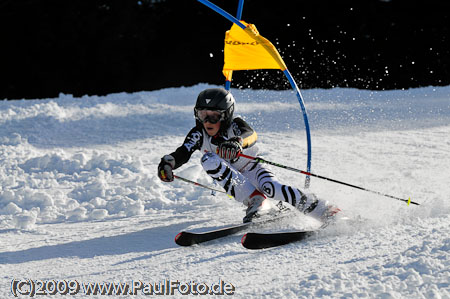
[238,153,419,206]
[173,175,233,198]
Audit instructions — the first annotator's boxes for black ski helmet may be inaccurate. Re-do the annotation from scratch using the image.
[194,88,235,128]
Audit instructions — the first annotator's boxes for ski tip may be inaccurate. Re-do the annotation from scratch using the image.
[175,232,193,246]
[175,231,200,246]
[241,233,248,245]
[175,232,183,244]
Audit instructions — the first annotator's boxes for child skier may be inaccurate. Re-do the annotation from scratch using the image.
[158,88,340,223]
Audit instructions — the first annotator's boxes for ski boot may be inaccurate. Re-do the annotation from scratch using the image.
[242,190,271,223]
[297,192,341,225]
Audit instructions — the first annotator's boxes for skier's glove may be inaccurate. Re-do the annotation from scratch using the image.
[218,137,243,163]
[158,155,175,182]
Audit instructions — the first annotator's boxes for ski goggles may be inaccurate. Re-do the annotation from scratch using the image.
[195,109,225,124]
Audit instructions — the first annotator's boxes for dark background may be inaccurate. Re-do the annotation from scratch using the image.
[1,0,449,100]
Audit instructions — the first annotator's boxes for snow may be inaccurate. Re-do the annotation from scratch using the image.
[1,83,449,298]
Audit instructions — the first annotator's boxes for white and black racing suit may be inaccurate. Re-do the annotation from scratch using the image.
[168,117,327,220]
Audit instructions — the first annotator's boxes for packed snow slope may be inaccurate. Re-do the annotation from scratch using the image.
[0,84,449,298]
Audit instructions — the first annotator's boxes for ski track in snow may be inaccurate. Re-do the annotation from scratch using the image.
[0,84,449,298]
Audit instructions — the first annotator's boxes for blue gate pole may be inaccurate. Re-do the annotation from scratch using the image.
[225,0,244,91]
[225,79,232,90]
[236,0,244,20]
[197,0,245,29]
[284,69,312,188]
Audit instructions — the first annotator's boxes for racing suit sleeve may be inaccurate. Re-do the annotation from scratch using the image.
[169,126,204,169]
[232,117,257,149]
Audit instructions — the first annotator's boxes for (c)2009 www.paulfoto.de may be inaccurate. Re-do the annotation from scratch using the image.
[11,278,236,296]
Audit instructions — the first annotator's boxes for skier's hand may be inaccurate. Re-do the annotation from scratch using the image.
[158,155,175,182]
[218,137,243,162]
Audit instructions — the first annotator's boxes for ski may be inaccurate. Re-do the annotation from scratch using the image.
[175,222,251,246]
[241,230,317,249]
[175,206,295,246]
[240,216,352,249]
